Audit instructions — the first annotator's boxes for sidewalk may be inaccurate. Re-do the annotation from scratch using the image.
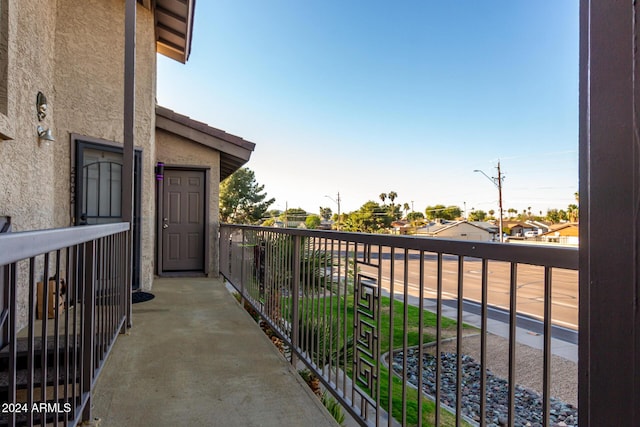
[385,290,578,362]
[90,277,338,427]
[384,290,578,406]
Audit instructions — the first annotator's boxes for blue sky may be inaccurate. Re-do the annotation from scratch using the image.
[157,1,579,217]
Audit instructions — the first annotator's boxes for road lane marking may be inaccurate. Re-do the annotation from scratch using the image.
[376,274,578,329]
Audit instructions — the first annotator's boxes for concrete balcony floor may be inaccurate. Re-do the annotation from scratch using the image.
[91,277,338,427]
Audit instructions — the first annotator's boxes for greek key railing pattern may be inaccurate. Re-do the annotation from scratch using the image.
[220,224,579,427]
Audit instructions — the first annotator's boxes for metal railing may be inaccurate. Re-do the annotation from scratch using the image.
[220,224,579,427]
[0,223,130,427]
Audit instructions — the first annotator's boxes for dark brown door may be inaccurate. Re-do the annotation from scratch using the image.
[162,169,205,271]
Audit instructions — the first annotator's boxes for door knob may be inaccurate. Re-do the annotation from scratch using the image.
[163,224,169,229]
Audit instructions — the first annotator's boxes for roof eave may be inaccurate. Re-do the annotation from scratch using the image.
[155,106,256,180]
[154,0,196,64]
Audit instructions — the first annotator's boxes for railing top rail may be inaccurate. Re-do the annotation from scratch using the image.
[0,222,130,265]
[220,223,578,270]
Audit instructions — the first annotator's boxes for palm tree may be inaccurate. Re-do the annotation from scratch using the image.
[403,202,410,218]
[388,191,397,204]
[567,204,579,222]
[379,193,387,204]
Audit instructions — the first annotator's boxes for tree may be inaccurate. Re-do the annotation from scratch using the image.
[546,209,561,223]
[559,209,568,221]
[220,168,275,224]
[280,208,307,226]
[567,204,579,222]
[319,207,332,221]
[262,217,276,227]
[388,191,397,204]
[407,211,424,223]
[468,210,487,221]
[425,205,461,221]
[385,191,399,220]
[343,201,392,233]
[403,203,410,217]
[379,193,387,204]
[387,204,402,221]
[305,214,321,229]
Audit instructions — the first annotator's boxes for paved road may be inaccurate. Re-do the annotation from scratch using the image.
[355,250,579,330]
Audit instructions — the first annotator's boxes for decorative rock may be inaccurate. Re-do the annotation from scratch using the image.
[392,350,578,427]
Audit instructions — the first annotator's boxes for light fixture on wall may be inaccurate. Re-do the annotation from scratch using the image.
[37,125,55,143]
[36,92,48,121]
[36,91,55,144]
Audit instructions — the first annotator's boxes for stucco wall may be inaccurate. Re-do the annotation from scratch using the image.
[557,225,579,237]
[0,0,160,327]
[0,0,58,232]
[53,0,157,289]
[437,223,491,241]
[156,129,221,276]
[0,0,59,324]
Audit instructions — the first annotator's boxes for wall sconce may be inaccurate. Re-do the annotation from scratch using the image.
[36,91,55,144]
[36,92,48,121]
[37,125,55,144]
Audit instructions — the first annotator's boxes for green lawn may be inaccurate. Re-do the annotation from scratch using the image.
[298,293,473,427]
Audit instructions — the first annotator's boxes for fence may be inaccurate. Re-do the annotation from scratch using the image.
[0,223,130,427]
[220,224,579,427]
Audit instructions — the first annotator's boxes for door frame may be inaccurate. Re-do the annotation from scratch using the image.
[156,165,210,276]
[71,134,143,290]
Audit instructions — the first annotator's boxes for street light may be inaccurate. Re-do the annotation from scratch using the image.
[474,161,505,243]
[324,192,341,231]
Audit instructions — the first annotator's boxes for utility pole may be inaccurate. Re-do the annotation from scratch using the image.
[474,161,505,242]
[336,192,341,231]
[496,162,504,243]
[324,192,341,231]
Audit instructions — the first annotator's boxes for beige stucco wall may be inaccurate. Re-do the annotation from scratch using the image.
[0,0,160,327]
[0,0,58,232]
[436,223,491,241]
[0,0,60,324]
[53,0,157,289]
[156,129,221,276]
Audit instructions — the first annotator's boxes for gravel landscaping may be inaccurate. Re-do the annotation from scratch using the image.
[390,334,578,427]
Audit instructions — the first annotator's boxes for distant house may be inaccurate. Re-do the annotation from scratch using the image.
[391,220,411,235]
[416,220,496,242]
[526,220,552,234]
[504,221,537,237]
[317,220,334,230]
[540,223,579,245]
[469,221,500,240]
